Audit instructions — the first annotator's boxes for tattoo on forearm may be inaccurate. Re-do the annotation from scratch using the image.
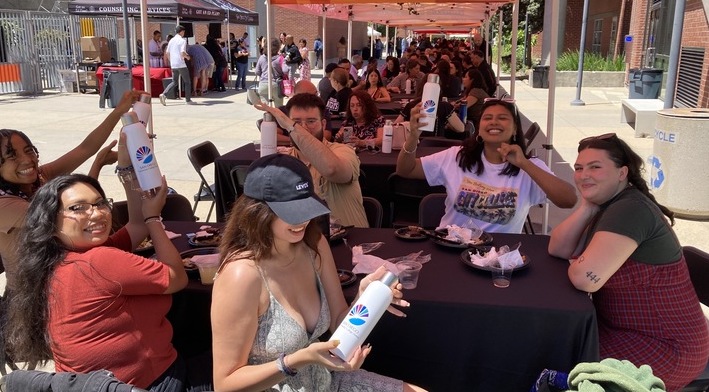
[585,271,600,284]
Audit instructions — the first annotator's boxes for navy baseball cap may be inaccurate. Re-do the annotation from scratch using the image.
[244,154,329,225]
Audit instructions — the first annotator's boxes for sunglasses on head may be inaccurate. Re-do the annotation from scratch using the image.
[578,133,618,145]
[482,97,518,117]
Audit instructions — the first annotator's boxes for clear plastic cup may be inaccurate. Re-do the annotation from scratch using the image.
[397,261,423,289]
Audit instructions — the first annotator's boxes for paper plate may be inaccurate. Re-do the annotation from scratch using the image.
[337,269,357,287]
[430,229,493,248]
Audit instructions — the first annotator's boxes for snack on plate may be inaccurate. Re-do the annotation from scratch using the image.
[137,237,152,250]
[182,258,197,270]
[445,224,482,244]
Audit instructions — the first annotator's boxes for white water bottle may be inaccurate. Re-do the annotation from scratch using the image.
[121,112,162,197]
[260,113,278,157]
[382,120,393,154]
[419,74,441,133]
[132,93,152,127]
[405,78,412,94]
[329,271,398,361]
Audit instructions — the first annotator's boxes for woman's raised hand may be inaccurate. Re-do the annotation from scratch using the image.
[497,142,527,167]
[408,102,426,139]
[358,266,410,317]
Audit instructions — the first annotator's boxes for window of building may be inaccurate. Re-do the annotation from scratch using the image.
[592,19,603,53]
[609,17,618,56]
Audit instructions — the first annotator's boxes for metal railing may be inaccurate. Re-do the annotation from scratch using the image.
[0,9,117,94]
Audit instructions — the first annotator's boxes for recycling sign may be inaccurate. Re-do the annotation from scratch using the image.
[648,155,665,190]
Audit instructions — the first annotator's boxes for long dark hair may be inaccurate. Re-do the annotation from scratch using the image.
[456,100,526,176]
[0,129,41,198]
[462,68,488,98]
[6,174,106,366]
[219,195,322,264]
[578,136,675,225]
[364,69,384,89]
[385,56,400,78]
[347,90,381,125]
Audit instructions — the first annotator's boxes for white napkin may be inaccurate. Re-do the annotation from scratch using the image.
[469,247,524,268]
[165,231,181,240]
[445,224,482,244]
[351,245,397,274]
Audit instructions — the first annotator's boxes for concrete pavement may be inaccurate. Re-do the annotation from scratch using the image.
[1,69,706,251]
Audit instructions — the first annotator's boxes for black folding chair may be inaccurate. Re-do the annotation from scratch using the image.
[187,141,220,222]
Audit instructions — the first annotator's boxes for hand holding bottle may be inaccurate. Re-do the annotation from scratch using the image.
[407,102,427,141]
[357,266,410,317]
[293,340,372,372]
[253,100,293,130]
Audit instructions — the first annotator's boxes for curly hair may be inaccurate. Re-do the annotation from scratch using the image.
[0,129,41,196]
[346,90,381,125]
[456,100,527,176]
[6,174,106,366]
[219,195,322,264]
[578,135,675,225]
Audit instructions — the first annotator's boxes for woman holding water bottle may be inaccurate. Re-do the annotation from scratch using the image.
[395,98,577,233]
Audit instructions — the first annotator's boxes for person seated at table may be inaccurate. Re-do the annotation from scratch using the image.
[471,50,497,97]
[255,94,369,228]
[274,81,333,144]
[548,134,709,392]
[459,68,490,131]
[435,60,462,100]
[353,69,391,103]
[381,56,400,86]
[387,59,424,94]
[211,154,425,392]
[5,143,210,390]
[319,63,338,99]
[394,74,465,140]
[395,99,577,233]
[325,67,352,116]
[335,90,385,149]
[0,90,143,297]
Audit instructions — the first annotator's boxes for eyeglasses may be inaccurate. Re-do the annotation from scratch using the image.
[578,133,618,145]
[64,198,114,215]
[293,119,321,127]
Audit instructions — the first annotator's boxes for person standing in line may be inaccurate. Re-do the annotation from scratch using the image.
[160,25,193,105]
[234,38,249,90]
[205,35,227,92]
[297,39,311,82]
[336,36,347,60]
[148,30,163,68]
[313,37,323,69]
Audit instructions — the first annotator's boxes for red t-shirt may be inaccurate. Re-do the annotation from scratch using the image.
[48,228,175,388]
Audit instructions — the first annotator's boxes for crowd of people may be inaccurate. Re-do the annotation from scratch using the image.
[0,30,707,392]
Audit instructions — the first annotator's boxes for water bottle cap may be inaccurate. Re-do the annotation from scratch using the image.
[380,271,399,288]
[264,112,275,122]
[385,119,392,125]
[120,112,139,126]
[138,93,152,104]
[427,74,440,84]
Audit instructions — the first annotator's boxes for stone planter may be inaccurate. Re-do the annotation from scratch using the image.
[554,70,625,87]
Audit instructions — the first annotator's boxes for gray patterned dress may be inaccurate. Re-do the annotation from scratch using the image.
[250,260,403,392]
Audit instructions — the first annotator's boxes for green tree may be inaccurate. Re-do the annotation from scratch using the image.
[491,0,544,36]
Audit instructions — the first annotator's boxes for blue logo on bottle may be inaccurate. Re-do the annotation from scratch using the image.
[423,99,437,114]
[135,146,154,164]
[347,304,369,326]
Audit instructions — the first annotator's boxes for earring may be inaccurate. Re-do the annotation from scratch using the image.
[476,135,483,143]
[512,134,517,143]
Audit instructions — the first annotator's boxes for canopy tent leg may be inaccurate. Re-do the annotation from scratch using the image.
[266,0,273,105]
[370,23,374,59]
[497,10,502,88]
[139,0,153,135]
[509,0,519,98]
[322,14,327,68]
[347,18,352,60]
[543,0,561,235]
[385,24,389,58]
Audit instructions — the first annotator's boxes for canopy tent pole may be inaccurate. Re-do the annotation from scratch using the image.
[322,14,327,68]
[542,0,561,235]
[266,0,273,105]
[139,0,153,136]
[121,0,133,71]
[484,15,490,63]
[509,0,519,98]
[571,0,589,107]
[385,23,389,59]
[227,10,231,80]
[347,16,352,60]
[496,10,502,87]
[370,23,375,59]
[393,26,397,56]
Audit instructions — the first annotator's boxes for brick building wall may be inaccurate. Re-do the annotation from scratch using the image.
[681,0,709,107]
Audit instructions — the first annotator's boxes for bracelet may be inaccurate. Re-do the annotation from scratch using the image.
[402,143,417,154]
[116,167,136,185]
[144,216,162,224]
[285,122,296,135]
[276,353,297,376]
[114,165,133,173]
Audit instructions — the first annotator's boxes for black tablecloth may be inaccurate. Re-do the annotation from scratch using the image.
[166,222,599,391]
[214,144,447,223]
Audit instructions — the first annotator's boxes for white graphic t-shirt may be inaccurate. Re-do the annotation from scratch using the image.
[421,146,551,233]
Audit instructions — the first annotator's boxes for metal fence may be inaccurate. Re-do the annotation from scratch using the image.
[0,10,118,94]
